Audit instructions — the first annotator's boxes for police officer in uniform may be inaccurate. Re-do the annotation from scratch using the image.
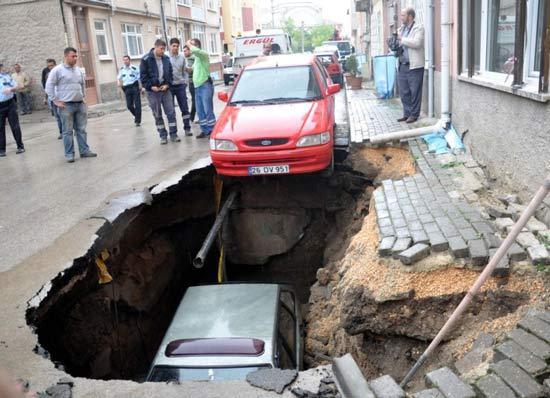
[0,62,25,157]
[117,55,142,126]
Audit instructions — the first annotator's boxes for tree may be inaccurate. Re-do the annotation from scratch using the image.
[283,19,338,53]
[310,25,334,48]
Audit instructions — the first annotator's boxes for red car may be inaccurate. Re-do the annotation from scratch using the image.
[314,51,344,86]
[210,54,340,177]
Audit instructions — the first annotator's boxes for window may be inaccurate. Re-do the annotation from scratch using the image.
[177,0,191,6]
[155,26,163,39]
[192,0,202,7]
[461,0,547,90]
[122,23,144,57]
[192,24,206,48]
[184,23,192,42]
[207,0,216,10]
[209,32,219,53]
[94,20,109,57]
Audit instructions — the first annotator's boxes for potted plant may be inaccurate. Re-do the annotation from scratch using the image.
[344,55,363,90]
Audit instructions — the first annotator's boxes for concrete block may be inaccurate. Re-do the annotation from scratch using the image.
[475,374,516,398]
[379,226,396,238]
[368,375,405,398]
[468,239,489,266]
[377,209,390,219]
[425,367,475,398]
[489,359,544,398]
[453,217,471,229]
[391,238,412,259]
[495,218,515,234]
[507,243,528,262]
[411,230,430,245]
[527,245,550,265]
[484,233,502,249]
[494,340,547,375]
[507,328,550,360]
[516,232,541,248]
[428,232,449,252]
[489,249,510,277]
[419,213,435,224]
[332,354,376,398]
[518,316,550,344]
[487,204,515,219]
[448,236,469,258]
[395,227,411,238]
[398,243,430,265]
[411,389,444,398]
[527,218,547,233]
[379,236,397,257]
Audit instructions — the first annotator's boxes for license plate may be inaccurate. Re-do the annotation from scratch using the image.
[248,165,290,175]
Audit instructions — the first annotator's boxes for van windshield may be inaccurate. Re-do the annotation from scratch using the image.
[148,365,271,382]
[324,41,351,54]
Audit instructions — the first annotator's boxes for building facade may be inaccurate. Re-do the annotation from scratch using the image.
[220,0,261,53]
[358,0,550,210]
[0,0,223,106]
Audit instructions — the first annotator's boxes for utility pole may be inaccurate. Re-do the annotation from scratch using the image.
[301,21,305,52]
[159,0,169,44]
[271,0,275,28]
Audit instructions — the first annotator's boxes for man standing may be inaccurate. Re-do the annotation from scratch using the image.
[45,47,97,163]
[186,38,215,138]
[42,59,63,139]
[183,45,196,123]
[396,7,425,124]
[12,64,32,115]
[140,39,179,144]
[168,38,192,136]
[0,63,25,157]
[117,55,142,126]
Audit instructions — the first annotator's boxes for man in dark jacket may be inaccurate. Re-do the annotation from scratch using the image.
[140,39,179,144]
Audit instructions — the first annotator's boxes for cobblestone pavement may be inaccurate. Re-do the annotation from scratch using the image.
[347,88,406,143]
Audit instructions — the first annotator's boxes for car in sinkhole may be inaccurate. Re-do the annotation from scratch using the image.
[210,53,340,177]
[146,283,303,382]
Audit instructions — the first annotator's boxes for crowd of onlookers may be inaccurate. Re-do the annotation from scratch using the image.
[0,36,215,162]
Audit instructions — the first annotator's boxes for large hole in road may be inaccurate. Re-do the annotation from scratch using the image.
[27,161,371,381]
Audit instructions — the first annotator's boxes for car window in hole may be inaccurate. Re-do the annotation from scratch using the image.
[231,66,322,103]
[277,302,296,369]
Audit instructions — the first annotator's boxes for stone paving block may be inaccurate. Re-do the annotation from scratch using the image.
[378,217,393,228]
[448,236,469,258]
[423,222,441,233]
[508,243,528,262]
[527,218,547,233]
[389,209,404,219]
[507,328,550,360]
[468,239,489,266]
[516,232,541,248]
[404,212,420,222]
[489,249,510,277]
[379,236,397,257]
[408,220,424,231]
[379,226,396,238]
[391,238,412,259]
[495,218,515,234]
[369,375,405,398]
[377,209,390,219]
[395,228,411,238]
[494,340,547,375]
[508,203,528,220]
[398,243,430,265]
[518,316,550,344]
[411,230,430,245]
[419,213,435,224]
[393,218,407,228]
[411,389,444,398]
[487,204,515,219]
[453,217,471,229]
[428,232,449,252]
[416,206,430,215]
[489,359,544,398]
[459,228,479,242]
[455,332,494,375]
[527,245,550,265]
[441,225,460,239]
[472,221,495,235]
[425,367,475,398]
[527,308,550,324]
[475,374,516,398]
[375,202,388,212]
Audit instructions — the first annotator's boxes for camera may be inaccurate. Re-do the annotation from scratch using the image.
[387,33,404,57]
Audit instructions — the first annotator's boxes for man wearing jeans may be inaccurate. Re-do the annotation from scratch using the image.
[169,38,192,136]
[186,38,215,138]
[12,64,32,115]
[140,39,179,144]
[42,59,63,139]
[45,47,97,163]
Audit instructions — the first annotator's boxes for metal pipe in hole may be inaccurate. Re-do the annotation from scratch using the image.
[193,189,239,268]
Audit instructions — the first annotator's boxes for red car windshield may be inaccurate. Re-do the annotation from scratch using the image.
[230,66,322,105]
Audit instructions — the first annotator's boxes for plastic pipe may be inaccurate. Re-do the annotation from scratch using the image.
[440,0,451,123]
[427,0,435,118]
[400,174,550,387]
[368,120,445,144]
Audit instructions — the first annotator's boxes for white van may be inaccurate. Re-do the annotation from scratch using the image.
[231,29,292,79]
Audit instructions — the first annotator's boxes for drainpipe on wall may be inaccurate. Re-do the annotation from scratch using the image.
[59,0,70,46]
[368,0,452,145]
[427,0,435,118]
[108,0,123,102]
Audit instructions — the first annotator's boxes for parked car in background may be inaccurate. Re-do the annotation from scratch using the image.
[223,57,235,86]
[146,284,302,382]
[313,45,344,86]
[322,40,355,69]
[210,54,341,177]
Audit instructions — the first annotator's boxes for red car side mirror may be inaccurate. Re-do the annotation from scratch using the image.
[326,84,340,96]
[218,92,229,102]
